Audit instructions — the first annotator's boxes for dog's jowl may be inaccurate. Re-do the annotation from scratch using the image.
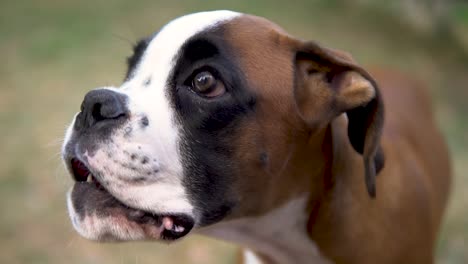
[62,10,451,264]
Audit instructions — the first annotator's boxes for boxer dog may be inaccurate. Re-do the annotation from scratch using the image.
[62,10,451,263]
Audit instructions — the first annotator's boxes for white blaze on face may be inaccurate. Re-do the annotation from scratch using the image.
[79,11,241,217]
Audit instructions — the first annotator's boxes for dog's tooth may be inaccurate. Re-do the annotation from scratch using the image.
[174,225,185,233]
[86,174,92,183]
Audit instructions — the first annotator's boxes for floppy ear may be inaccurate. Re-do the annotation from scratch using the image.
[293,41,384,198]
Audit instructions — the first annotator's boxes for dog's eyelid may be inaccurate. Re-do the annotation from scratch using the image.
[183,66,223,86]
[184,68,226,98]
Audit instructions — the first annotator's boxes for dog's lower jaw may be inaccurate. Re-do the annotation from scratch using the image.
[198,195,331,264]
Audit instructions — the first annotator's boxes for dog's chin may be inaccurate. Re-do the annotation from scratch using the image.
[68,183,195,242]
[66,159,194,242]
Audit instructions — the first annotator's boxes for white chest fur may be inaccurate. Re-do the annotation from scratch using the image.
[199,195,331,264]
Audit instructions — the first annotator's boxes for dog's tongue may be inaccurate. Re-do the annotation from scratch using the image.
[162,216,185,233]
[163,216,174,230]
[126,209,193,240]
[140,216,185,239]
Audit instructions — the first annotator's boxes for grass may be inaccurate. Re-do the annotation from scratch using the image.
[0,0,467,263]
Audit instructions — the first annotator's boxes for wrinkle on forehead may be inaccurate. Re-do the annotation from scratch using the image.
[127,10,240,86]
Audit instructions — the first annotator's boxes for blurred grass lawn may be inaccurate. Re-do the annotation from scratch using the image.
[1,0,467,263]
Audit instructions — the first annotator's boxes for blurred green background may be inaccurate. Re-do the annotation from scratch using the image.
[1,0,467,263]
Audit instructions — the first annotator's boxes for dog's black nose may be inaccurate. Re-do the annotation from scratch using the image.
[75,89,128,131]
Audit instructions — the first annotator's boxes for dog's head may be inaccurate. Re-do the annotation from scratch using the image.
[62,11,383,242]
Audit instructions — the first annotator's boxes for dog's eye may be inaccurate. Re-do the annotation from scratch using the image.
[191,71,225,98]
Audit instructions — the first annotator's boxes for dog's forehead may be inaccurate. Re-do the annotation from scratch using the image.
[127,10,241,83]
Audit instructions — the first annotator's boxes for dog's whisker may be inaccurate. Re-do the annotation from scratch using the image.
[111,32,134,47]
[65,236,77,249]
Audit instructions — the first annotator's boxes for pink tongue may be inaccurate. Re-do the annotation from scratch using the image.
[162,216,185,233]
[162,217,174,230]
[143,217,173,239]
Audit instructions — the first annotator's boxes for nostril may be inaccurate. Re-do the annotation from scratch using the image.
[77,89,128,129]
[100,97,127,119]
[91,103,104,122]
[91,102,124,122]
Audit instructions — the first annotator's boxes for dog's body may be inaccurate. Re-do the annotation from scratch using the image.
[304,69,451,263]
[62,11,450,263]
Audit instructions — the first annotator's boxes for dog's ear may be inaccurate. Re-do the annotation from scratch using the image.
[292,41,384,198]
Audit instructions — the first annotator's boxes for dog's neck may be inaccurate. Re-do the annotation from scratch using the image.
[199,119,347,264]
[199,195,330,264]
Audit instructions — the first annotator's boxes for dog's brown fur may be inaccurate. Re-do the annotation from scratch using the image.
[226,15,451,263]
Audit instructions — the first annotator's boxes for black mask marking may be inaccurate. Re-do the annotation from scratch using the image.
[168,25,256,226]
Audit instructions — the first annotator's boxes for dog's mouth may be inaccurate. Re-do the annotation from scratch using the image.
[71,158,106,189]
[69,158,194,241]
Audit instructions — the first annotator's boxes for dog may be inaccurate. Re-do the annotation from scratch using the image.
[62,10,451,263]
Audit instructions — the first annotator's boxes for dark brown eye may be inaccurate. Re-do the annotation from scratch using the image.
[191,71,225,97]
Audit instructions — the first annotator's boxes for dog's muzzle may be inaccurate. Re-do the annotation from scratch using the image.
[68,158,194,241]
[63,88,194,241]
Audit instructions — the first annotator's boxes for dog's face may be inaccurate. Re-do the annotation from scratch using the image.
[63,10,383,242]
